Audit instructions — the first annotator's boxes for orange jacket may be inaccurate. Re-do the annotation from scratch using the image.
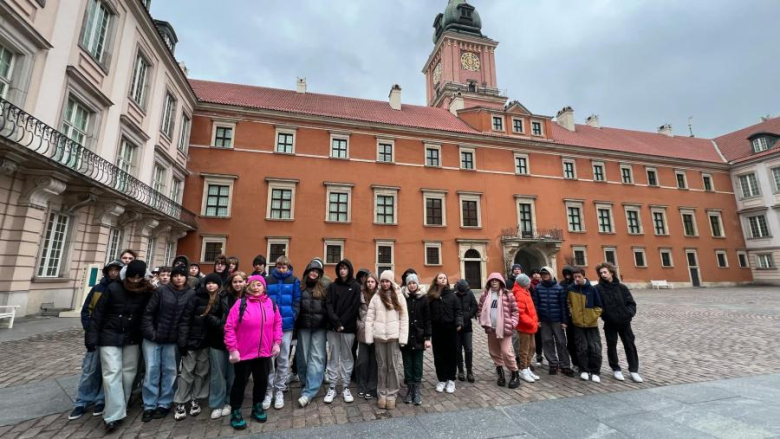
[512,283,538,334]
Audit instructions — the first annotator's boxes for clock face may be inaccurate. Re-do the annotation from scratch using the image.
[433,62,442,85]
[461,52,481,72]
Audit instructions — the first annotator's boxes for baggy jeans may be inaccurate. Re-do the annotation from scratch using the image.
[74,350,104,408]
[141,339,179,410]
[208,348,235,409]
[539,321,571,368]
[174,348,210,404]
[297,329,327,399]
[325,331,356,390]
[374,340,401,400]
[100,345,140,423]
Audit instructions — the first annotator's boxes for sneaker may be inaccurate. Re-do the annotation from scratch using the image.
[251,403,267,423]
[174,403,187,421]
[364,392,374,400]
[357,391,365,398]
[613,370,625,381]
[591,374,601,383]
[324,388,337,404]
[210,408,222,420]
[445,380,456,394]
[521,369,536,383]
[580,372,590,381]
[535,356,543,366]
[530,369,540,380]
[230,409,247,430]
[221,404,231,417]
[262,392,273,410]
[435,382,446,393]
[68,406,86,420]
[274,391,285,409]
[153,406,170,419]
[142,409,155,422]
[105,420,119,432]
[298,396,309,408]
[561,367,575,377]
[92,404,104,416]
[343,389,354,403]
[630,372,644,383]
[189,400,201,416]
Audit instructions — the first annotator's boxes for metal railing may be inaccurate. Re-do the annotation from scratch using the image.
[0,97,194,226]
[500,227,564,241]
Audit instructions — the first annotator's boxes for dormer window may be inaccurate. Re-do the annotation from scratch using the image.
[460,8,473,19]
[752,137,769,153]
[467,81,476,92]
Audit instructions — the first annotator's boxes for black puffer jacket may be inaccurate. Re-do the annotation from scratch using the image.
[298,277,331,330]
[402,287,431,350]
[596,278,637,325]
[141,283,195,343]
[428,287,463,329]
[178,287,212,351]
[87,279,154,348]
[326,259,361,333]
[206,289,240,350]
[455,288,478,333]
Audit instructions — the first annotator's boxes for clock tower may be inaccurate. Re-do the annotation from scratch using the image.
[423,0,506,111]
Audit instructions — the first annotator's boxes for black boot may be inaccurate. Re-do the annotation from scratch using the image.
[413,382,422,406]
[403,383,414,404]
[508,370,521,389]
[457,366,465,382]
[496,366,506,387]
[466,352,475,382]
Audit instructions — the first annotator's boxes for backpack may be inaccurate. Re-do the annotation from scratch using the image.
[237,295,277,325]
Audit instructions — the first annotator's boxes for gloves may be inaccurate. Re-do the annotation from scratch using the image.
[229,350,240,364]
[271,343,280,357]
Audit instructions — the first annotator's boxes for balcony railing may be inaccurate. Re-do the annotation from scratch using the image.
[501,227,564,241]
[0,98,195,227]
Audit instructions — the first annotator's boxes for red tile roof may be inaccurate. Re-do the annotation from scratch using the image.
[714,117,780,162]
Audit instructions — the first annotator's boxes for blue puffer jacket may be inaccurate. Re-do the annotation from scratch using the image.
[265,268,301,331]
[532,279,568,323]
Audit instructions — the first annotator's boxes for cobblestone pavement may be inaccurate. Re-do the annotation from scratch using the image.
[1,286,779,438]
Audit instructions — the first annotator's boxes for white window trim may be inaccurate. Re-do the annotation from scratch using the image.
[128,49,151,109]
[323,239,345,265]
[757,253,774,269]
[491,114,505,132]
[330,133,350,159]
[164,241,174,266]
[624,205,644,235]
[595,203,615,234]
[633,247,647,268]
[659,248,674,268]
[651,208,669,236]
[675,170,688,189]
[737,250,749,268]
[266,179,298,221]
[645,167,659,186]
[715,250,729,268]
[620,164,634,184]
[702,173,714,191]
[514,153,530,175]
[177,113,191,154]
[746,214,770,239]
[266,238,290,268]
[530,119,545,136]
[562,158,577,180]
[200,235,226,263]
[459,146,476,170]
[211,121,236,148]
[170,177,183,204]
[572,245,588,266]
[603,246,618,267]
[592,161,606,182]
[511,117,525,134]
[373,187,399,225]
[738,173,761,199]
[375,240,395,274]
[37,212,71,278]
[325,182,353,223]
[274,127,297,154]
[680,209,699,237]
[458,192,482,228]
[376,138,395,163]
[160,91,177,139]
[422,190,447,227]
[752,137,769,153]
[708,211,725,238]
[424,143,442,168]
[424,241,443,266]
[515,196,538,236]
[201,175,236,218]
[565,200,585,232]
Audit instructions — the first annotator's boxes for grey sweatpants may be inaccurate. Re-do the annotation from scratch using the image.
[174,348,209,404]
[326,331,356,390]
[539,321,571,368]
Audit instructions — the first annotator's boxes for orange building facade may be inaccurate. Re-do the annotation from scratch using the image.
[177,1,752,288]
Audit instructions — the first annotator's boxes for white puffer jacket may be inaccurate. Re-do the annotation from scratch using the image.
[365,288,408,345]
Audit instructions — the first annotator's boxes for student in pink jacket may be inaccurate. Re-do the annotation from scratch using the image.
[223,275,282,430]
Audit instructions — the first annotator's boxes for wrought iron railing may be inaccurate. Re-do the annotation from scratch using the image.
[501,227,564,241]
[0,97,194,226]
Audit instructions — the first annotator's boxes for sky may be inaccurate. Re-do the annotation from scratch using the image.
[151,0,780,139]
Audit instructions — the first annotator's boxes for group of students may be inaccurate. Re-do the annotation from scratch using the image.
[71,249,643,432]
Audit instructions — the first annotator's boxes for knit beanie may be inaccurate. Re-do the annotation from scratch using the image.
[126,260,147,279]
[171,265,188,279]
[455,279,470,293]
[401,268,417,286]
[379,270,397,288]
[405,273,419,287]
[247,275,267,289]
[516,274,531,288]
[512,263,523,272]
[204,273,223,288]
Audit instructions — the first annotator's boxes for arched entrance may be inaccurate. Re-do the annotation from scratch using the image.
[514,248,545,272]
[463,249,483,290]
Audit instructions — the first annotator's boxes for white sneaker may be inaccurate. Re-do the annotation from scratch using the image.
[274,391,285,409]
[210,408,222,420]
[435,382,446,393]
[262,392,273,410]
[580,372,590,381]
[342,389,354,403]
[324,388,337,404]
[445,380,456,394]
[521,369,536,383]
[220,404,231,417]
[630,372,644,383]
[591,374,601,383]
[288,373,300,384]
[535,357,543,366]
[613,370,625,381]
[298,396,309,408]
[530,369,540,380]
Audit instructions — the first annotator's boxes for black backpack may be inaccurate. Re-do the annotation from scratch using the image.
[237,295,277,325]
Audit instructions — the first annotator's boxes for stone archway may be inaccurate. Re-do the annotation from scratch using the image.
[514,247,545,272]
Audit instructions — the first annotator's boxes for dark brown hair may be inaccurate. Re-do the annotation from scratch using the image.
[595,262,617,279]
[361,272,379,305]
[427,272,448,302]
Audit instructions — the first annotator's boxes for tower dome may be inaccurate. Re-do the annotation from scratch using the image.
[433,0,483,43]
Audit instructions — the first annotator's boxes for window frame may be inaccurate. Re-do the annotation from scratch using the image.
[675,170,688,189]
[375,240,395,275]
[620,164,634,184]
[177,113,191,154]
[425,144,442,167]
[595,203,614,234]
[651,207,669,236]
[531,119,544,136]
[376,139,394,163]
[330,133,350,159]
[738,173,761,199]
[422,190,447,227]
[373,187,399,225]
[61,96,92,147]
[128,49,151,109]
[459,146,476,170]
[603,246,618,267]
[752,137,769,153]
[200,175,236,218]
[152,163,168,197]
[169,177,183,204]
[592,161,605,182]
[562,158,577,180]
[424,241,443,266]
[266,238,290,269]
[325,182,353,223]
[659,248,674,268]
[36,211,71,278]
[624,206,643,235]
[514,153,530,175]
[565,201,585,232]
[491,114,505,132]
[105,226,123,264]
[266,179,297,221]
[146,237,156,265]
[160,91,177,139]
[511,117,525,134]
[737,251,749,268]
[79,0,116,68]
[516,196,537,237]
[702,173,714,192]
[458,192,482,228]
[708,211,725,238]
[0,43,15,100]
[747,214,770,239]
[572,245,587,267]
[211,121,236,149]
[645,167,658,186]
[274,127,296,154]
[681,210,698,237]
[757,253,774,269]
[633,247,647,268]
[715,250,729,268]
[323,239,345,265]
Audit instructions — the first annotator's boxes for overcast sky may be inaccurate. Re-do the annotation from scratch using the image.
[152,0,780,138]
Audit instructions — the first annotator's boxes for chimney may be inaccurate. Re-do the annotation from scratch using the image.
[585,114,600,128]
[556,106,575,131]
[296,78,307,94]
[449,92,464,115]
[658,124,673,137]
[389,84,402,110]
[178,62,189,77]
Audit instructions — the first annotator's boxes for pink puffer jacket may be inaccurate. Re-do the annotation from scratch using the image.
[224,293,282,361]
[478,272,519,339]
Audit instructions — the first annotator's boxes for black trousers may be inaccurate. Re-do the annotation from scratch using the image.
[573,326,602,375]
[566,324,579,369]
[230,357,271,409]
[355,342,377,394]
[604,321,639,373]
[432,324,458,382]
[456,331,473,373]
[534,331,543,358]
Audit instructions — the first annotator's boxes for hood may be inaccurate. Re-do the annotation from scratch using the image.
[103,259,124,278]
[272,266,294,280]
[561,265,574,277]
[598,276,621,287]
[189,263,201,277]
[356,268,370,279]
[173,254,190,267]
[334,259,355,283]
[455,279,470,294]
[484,272,506,290]
[304,258,325,279]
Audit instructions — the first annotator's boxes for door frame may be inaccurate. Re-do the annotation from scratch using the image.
[458,241,487,290]
[685,249,701,287]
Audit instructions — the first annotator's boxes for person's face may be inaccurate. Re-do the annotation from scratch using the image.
[599,268,613,282]
[541,272,551,281]
[365,277,377,290]
[158,272,171,285]
[308,270,319,280]
[253,263,265,273]
[206,282,220,293]
[380,279,392,290]
[229,263,237,271]
[276,264,289,275]
[564,273,573,281]
[248,280,264,295]
[189,266,199,276]
[215,262,226,273]
[573,272,585,285]
[171,274,185,287]
[357,275,367,284]
[490,279,500,289]
[532,273,541,281]
[121,253,135,265]
[339,266,349,279]
[174,261,185,268]
[408,281,418,292]
[513,268,522,276]
[232,277,246,292]
[128,275,142,284]
[107,267,120,280]
[436,274,448,286]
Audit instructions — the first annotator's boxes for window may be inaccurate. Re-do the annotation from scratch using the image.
[164,241,174,266]
[201,237,226,263]
[572,246,587,266]
[170,178,182,203]
[716,251,728,268]
[567,205,583,232]
[592,162,605,182]
[423,192,446,226]
[773,168,780,192]
[129,51,150,107]
[531,121,543,136]
[425,145,441,167]
[460,147,475,170]
[563,159,576,179]
[660,249,673,268]
[514,154,529,175]
[376,241,394,275]
[512,118,524,133]
[633,248,647,268]
[144,237,156,265]
[377,141,394,163]
[460,194,481,228]
[709,212,724,237]
[604,248,617,266]
[62,97,91,146]
[0,44,14,99]
[492,116,504,131]
[752,137,768,153]
[675,171,687,189]
[81,0,113,63]
[425,242,442,266]
[213,125,234,148]
[115,138,136,190]
[597,206,613,233]
[702,174,713,191]
[652,210,668,235]
[748,215,770,238]
[178,115,191,153]
[325,183,352,223]
[646,168,658,186]
[331,136,349,159]
[738,173,760,199]
[518,202,534,237]
[275,129,295,153]
[105,227,122,263]
[757,253,774,269]
[266,239,289,267]
[737,251,748,268]
[266,179,297,220]
[160,92,176,138]
[682,212,697,236]
[201,175,235,217]
[374,188,398,225]
[37,213,69,277]
[625,208,642,235]
[620,165,633,184]
[324,240,344,265]
[152,164,167,195]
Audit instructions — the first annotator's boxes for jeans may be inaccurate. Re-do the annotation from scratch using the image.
[604,321,639,373]
[539,321,571,368]
[326,331,356,390]
[100,345,140,423]
[266,330,294,394]
[296,329,327,399]
[431,324,457,382]
[174,348,210,404]
[401,348,424,384]
[573,326,602,375]
[355,342,377,395]
[209,348,235,409]
[74,350,104,408]
[141,339,179,410]
[375,340,401,400]
[231,357,271,409]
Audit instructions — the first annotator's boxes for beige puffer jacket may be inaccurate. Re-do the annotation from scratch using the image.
[365,288,408,345]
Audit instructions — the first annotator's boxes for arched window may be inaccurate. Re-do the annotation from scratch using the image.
[464,249,480,259]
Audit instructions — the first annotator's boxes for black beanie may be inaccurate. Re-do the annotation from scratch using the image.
[204,273,223,288]
[455,279,470,293]
[126,260,147,279]
[171,265,188,279]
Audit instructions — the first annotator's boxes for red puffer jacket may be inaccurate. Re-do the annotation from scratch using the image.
[512,283,538,334]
